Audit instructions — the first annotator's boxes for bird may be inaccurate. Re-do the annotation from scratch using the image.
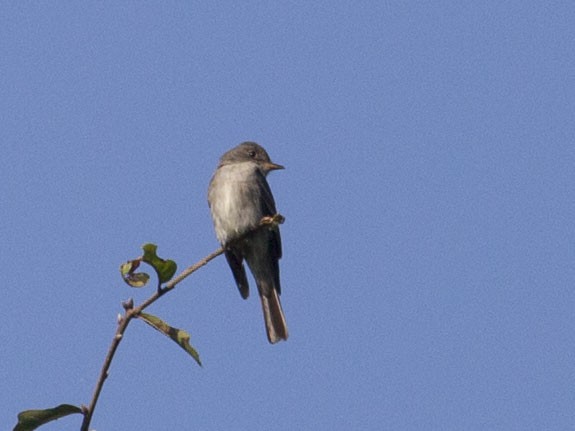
[208,142,288,343]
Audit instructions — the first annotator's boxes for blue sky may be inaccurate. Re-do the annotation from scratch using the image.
[1,2,574,430]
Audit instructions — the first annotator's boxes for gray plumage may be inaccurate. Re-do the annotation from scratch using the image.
[208,142,288,343]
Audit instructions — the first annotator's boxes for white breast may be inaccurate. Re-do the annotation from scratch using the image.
[209,162,262,244]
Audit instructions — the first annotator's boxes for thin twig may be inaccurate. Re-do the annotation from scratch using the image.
[80,215,283,431]
[80,311,132,430]
[165,246,224,291]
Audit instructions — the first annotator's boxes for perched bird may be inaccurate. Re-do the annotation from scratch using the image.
[208,142,288,343]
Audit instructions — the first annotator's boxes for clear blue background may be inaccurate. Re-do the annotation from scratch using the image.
[1,2,574,430]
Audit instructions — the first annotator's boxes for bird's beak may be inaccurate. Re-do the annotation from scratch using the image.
[264,162,285,171]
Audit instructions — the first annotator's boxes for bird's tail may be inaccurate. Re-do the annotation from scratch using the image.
[260,289,288,344]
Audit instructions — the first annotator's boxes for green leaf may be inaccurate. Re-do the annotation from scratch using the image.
[120,258,150,288]
[139,312,202,366]
[141,243,177,283]
[13,404,82,431]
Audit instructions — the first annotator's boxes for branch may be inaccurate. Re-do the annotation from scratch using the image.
[79,214,284,431]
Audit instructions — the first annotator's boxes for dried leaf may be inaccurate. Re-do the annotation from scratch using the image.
[139,312,202,366]
[120,258,150,288]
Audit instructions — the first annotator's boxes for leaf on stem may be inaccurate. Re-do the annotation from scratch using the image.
[13,404,82,431]
[139,312,202,366]
[141,244,177,283]
[120,258,150,288]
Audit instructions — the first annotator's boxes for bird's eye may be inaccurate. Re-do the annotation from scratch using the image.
[247,150,256,158]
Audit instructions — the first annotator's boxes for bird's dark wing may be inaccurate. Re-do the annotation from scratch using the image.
[254,170,277,215]
[252,171,283,293]
[254,172,282,247]
[224,249,249,299]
